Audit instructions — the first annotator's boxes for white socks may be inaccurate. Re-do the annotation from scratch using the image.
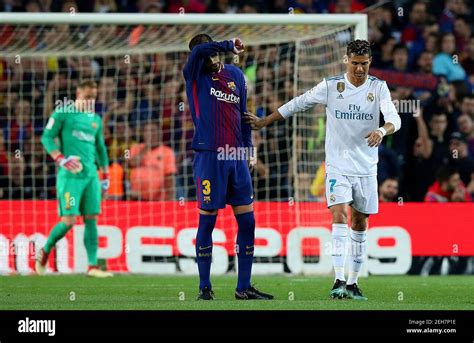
[331,224,348,281]
[347,229,367,285]
[332,225,367,284]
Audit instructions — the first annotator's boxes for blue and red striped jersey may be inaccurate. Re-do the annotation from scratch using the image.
[183,41,252,152]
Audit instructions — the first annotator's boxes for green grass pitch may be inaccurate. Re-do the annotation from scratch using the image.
[1,275,473,310]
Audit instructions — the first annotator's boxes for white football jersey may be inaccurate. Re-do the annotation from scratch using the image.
[278,73,400,176]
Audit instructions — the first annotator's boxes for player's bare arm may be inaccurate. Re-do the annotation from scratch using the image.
[245,61,329,130]
[365,122,395,148]
[244,110,284,130]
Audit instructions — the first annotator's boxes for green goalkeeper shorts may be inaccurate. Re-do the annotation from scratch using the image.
[57,176,102,216]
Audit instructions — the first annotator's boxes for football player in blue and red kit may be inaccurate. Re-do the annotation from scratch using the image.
[183,34,273,300]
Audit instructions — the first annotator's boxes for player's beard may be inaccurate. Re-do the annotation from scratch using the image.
[210,62,220,73]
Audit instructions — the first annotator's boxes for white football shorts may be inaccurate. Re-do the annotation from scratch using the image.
[325,173,379,214]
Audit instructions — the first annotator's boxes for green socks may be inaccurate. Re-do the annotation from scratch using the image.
[44,219,99,267]
[84,218,98,266]
[44,222,72,253]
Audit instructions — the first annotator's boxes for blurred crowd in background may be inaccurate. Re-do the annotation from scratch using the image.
[0,0,473,203]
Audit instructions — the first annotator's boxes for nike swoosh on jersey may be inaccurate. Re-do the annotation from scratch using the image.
[199,245,212,250]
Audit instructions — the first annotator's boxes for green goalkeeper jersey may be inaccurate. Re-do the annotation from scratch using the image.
[41,105,109,179]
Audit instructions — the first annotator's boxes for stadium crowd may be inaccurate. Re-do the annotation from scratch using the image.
[0,0,474,203]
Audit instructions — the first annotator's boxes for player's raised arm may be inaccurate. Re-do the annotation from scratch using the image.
[244,79,328,130]
[183,34,244,80]
[365,81,402,147]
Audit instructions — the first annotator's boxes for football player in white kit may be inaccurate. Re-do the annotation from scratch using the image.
[245,40,401,300]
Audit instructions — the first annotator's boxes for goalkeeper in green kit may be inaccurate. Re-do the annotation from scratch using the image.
[36,80,113,277]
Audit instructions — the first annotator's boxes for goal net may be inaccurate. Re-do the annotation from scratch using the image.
[0,13,366,275]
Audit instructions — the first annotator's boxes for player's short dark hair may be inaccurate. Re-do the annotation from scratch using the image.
[346,39,371,57]
[77,80,97,89]
[435,165,458,183]
[189,33,213,51]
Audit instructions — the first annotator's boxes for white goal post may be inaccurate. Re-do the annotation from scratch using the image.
[0,13,367,37]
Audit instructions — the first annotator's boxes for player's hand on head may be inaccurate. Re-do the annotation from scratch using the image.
[56,155,83,174]
[365,130,383,148]
[244,112,265,130]
[231,37,245,54]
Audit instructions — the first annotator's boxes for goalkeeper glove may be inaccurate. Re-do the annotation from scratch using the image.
[55,154,83,174]
[101,173,110,195]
